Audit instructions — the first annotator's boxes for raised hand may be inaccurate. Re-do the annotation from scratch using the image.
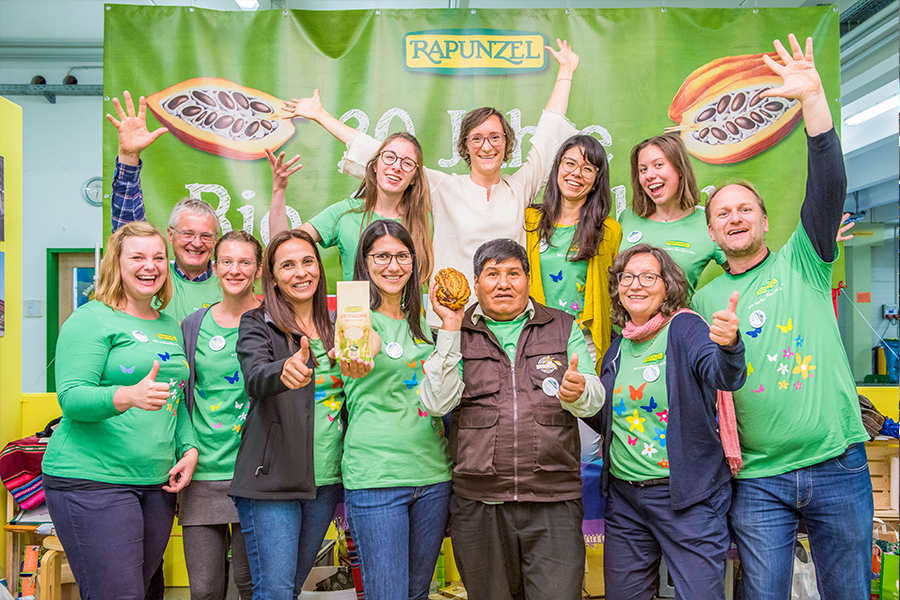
[115,360,170,412]
[837,213,855,243]
[163,447,198,493]
[709,291,741,346]
[106,90,168,166]
[428,279,465,332]
[761,34,822,103]
[282,89,326,121]
[266,149,303,193]
[558,354,586,403]
[281,336,313,389]
[545,38,579,77]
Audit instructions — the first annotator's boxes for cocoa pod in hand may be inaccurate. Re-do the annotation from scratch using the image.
[434,268,471,311]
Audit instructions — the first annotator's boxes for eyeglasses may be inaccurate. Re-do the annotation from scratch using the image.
[379,150,418,173]
[367,252,413,266]
[560,157,599,179]
[217,258,256,269]
[617,272,661,287]
[467,134,505,148]
[170,227,215,244]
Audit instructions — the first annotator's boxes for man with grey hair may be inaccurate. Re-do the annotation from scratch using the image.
[421,238,604,599]
[107,91,222,321]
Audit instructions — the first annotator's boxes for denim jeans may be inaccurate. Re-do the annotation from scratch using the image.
[233,484,342,600]
[44,485,175,600]
[729,443,874,600]
[345,481,452,600]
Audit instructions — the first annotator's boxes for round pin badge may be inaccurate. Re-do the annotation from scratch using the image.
[626,230,642,244]
[542,377,560,397]
[643,364,661,383]
[539,239,549,253]
[132,330,149,343]
[209,335,226,352]
[385,342,404,359]
[749,310,766,329]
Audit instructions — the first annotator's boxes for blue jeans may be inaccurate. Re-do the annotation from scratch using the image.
[729,443,873,600]
[345,481,452,600]
[233,484,342,600]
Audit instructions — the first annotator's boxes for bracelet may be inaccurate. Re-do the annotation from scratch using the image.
[556,77,572,82]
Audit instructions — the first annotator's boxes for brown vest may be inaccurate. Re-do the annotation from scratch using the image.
[450,301,582,503]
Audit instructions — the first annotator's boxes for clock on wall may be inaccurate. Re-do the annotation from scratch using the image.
[83,176,103,207]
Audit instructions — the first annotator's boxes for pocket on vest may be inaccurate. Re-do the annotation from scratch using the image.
[453,406,500,476]
[533,409,579,472]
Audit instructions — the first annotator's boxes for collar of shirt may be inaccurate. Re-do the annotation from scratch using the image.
[173,261,215,282]
[470,299,536,326]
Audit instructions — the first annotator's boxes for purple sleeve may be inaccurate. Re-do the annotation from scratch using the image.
[111,158,147,232]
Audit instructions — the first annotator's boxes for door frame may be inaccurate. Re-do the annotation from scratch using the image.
[46,248,96,392]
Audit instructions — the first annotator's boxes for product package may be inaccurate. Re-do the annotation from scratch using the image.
[336,281,372,361]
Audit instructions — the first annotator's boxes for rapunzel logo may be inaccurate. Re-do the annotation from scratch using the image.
[756,278,779,296]
[405,29,546,75]
[644,352,664,364]
[666,240,691,249]
[157,333,178,341]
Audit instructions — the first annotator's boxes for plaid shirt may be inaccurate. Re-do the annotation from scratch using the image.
[111,158,214,282]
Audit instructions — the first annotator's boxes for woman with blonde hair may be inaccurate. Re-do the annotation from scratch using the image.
[42,221,198,600]
[267,131,433,286]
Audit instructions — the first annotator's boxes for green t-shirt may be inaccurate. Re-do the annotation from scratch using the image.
[163,262,222,323]
[341,311,451,489]
[308,198,400,283]
[43,300,196,485]
[609,326,671,481]
[618,209,726,293]
[692,223,868,479]
[538,224,589,321]
[309,338,345,486]
[190,310,245,480]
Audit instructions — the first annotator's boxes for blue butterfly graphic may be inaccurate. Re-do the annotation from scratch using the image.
[640,397,658,413]
[315,388,326,401]
[745,327,762,338]
[197,390,206,398]
[225,370,240,384]
[403,373,418,389]
[613,398,626,416]
[120,364,135,374]
[157,352,170,361]
[549,270,563,282]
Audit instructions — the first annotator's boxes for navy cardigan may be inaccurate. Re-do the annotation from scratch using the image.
[582,312,746,510]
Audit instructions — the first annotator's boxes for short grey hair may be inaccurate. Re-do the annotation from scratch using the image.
[473,239,529,277]
[168,197,220,234]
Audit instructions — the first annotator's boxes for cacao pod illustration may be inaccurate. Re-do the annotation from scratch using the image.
[666,52,801,164]
[147,78,295,160]
[434,267,471,311]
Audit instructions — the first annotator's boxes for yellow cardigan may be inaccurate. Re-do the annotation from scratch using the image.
[525,207,622,375]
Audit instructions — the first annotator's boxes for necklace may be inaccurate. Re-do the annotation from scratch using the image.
[658,207,691,223]
[628,328,663,359]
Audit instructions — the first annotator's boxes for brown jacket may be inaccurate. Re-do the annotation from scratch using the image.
[449,301,582,503]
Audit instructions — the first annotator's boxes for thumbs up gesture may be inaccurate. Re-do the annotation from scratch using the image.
[114,360,171,412]
[558,353,586,403]
[709,291,741,346]
[281,336,313,389]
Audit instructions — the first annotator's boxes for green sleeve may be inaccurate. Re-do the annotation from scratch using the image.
[713,243,727,266]
[55,308,123,422]
[567,320,595,377]
[175,393,197,456]
[307,199,355,248]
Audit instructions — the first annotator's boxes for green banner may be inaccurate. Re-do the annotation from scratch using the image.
[103,6,842,290]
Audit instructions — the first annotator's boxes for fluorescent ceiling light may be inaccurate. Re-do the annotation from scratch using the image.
[845,95,899,126]
[235,0,259,10]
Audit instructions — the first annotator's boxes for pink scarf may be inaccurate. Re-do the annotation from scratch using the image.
[622,308,744,474]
